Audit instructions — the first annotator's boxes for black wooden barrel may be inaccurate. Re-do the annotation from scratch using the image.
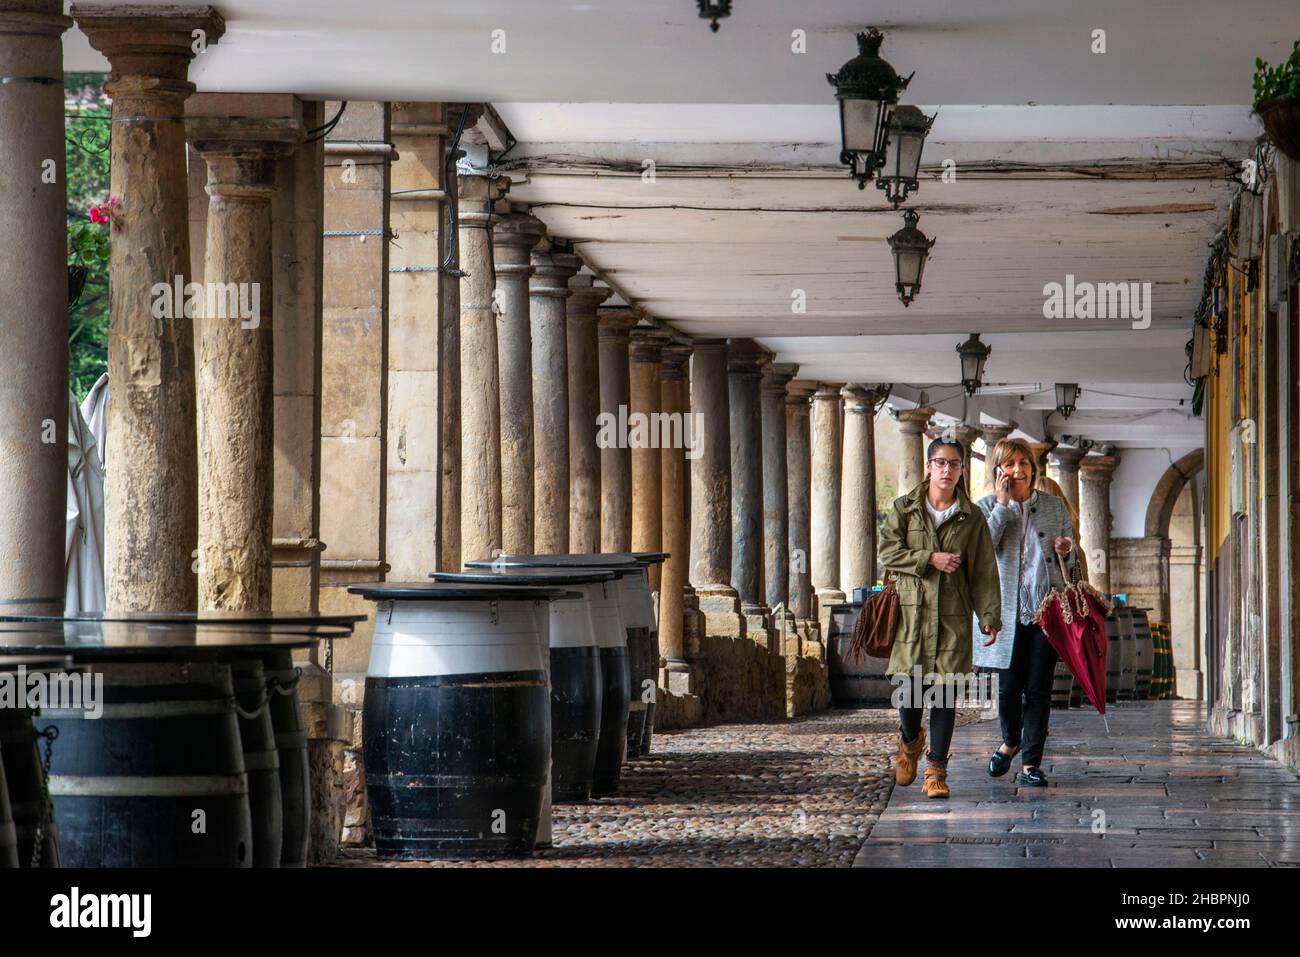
[1050,660,1073,709]
[230,658,282,868]
[0,748,16,868]
[824,603,893,705]
[1130,608,1153,700]
[45,661,252,868]
[262,650,309,868]
[431,568,611,805]
[0,708,60,867]
[1105,612,1121,704]
[351,582,568,860]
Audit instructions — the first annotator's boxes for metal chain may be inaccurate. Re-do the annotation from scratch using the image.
[325,638,334,674]
[29,725,58,868]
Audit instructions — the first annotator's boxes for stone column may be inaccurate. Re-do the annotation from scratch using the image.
[387,102,448,578]
[980,423,1015,488]
[529,240,581,553]
[896,407,934,496]
[762,365,797,633]
[0,0,70,616]
[1048,446,1086,514]
[457,168,507,564]
[189,93,327,608]
[1027,440,1057,484]
[786,381,817,641]
[493,209,543,555]
[811,385,846,626]
[598,306,639,553]
[660,344,694,687]
[187,113,302,609]
[1079,454,1120,593]
[631,327,670,588]
[567,276,612,552]
[953,423,979,497]
[689,340,744,635]
[438,125,469,573]
[76,5,226,611]
[318,101,392,672]
[729,344,773,645]
[840,385,879,597]
[1169,542,1204,698]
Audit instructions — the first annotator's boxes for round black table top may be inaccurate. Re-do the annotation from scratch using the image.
[0,653,75,671]
[0,610,365,627]
[431,567,617,586]
[464,554,650,576]
[0,619,355,659]
[348,581,579,602]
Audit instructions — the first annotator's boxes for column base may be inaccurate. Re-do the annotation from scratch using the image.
[815,588,846,641]
[695,583,745,636]
[663,657,695,695]
[682,586,704,657]
[1175,668,1203,700]
[741,601,776,649]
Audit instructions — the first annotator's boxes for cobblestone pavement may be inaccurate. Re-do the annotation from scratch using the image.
[855,700,1300,868]
[335,707,982,868]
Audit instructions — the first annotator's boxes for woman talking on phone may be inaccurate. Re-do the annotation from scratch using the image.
[974,438,1079,787]
[878,436,1002,799]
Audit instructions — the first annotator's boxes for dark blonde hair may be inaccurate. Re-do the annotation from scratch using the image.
[988,437,1039,487]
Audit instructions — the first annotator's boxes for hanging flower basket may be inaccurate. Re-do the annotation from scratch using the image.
[1255,95,1300,162]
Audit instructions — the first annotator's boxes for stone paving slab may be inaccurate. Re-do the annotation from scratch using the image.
[853,700,1300,868]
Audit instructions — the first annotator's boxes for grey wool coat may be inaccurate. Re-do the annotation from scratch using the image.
[970,489,1079,671]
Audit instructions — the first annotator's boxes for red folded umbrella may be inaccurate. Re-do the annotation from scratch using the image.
[1034,554,1114,726]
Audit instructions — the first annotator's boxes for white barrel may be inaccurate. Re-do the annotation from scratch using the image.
[367,599,547,678]
[586,580,627,649]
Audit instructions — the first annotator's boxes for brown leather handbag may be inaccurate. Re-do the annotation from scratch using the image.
[846,572,901,660]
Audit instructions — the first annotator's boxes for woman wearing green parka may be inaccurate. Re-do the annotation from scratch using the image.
[877,436,1003,799]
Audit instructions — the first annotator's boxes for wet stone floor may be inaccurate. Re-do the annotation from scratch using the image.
[336,708,982,868]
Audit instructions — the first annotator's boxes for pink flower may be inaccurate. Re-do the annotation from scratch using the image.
[89,206,107,224]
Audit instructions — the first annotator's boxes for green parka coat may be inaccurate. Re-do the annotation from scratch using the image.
[877,480,1003,679]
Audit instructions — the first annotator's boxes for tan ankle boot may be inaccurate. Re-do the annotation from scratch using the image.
[895,726,926,786]
[922,766,950,799]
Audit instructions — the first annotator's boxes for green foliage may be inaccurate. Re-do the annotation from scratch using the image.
[1254,39,1300,102]
[66,72,112,401]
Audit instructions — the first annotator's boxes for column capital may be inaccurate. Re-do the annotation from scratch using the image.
[981,423,1015,448]
[812,382,845,404]
[763,363,799,397]
[492,210,544,277]
[445,103,484,134]
[896,406,934,434]
[786,378,817,409]
[567,275,613,319]
[690,337,730,355]
[455,171,509,229]
[1080,454,1121,480]
[187,115,304,195]
[952,423,979,442]
[1048,446,1088,473]
[660,343,692,380]
[4,2,71,39]
[727,342,772,377]
[597,305,643,341]
[529,240,581,298]
[630,326,671,363]
[840,383,875,414]
[1027,440,1058,473]
[74,5,224,100]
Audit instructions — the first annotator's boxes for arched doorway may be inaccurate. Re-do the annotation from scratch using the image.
[1144,450,1205,699]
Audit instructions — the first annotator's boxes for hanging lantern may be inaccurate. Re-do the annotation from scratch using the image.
[826,28,912,188]
[696,0,731,33]
[1054,382,1079,419]
[876,105,935,207]
[955,333,991,396]
[887,209,935,306]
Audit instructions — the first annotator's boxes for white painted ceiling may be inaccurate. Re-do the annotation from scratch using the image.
[65,0,1294,445]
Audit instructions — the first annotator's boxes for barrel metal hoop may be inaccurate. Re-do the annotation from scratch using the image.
[241,749,282,773]
[48,774,250,798]
[42,699,234,720]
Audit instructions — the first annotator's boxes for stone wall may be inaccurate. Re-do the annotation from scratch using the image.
[787,653,832,717]
[1110,535,1170,620]
[692,633,787,723]
[654,688,704,730]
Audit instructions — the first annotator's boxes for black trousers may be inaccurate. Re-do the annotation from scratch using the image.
[898,677,956,765]
[996,621,1059,767]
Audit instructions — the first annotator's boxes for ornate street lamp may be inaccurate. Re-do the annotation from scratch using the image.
[955,333,991,396]
[826,28,912,188]
[1054,382,1079,419]
[887,209,935,306]
[697,1,731,33]
[876,105,935,207]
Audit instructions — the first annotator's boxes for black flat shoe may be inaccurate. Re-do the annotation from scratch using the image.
[988,746,1018,778]
[1016,767,1049,787]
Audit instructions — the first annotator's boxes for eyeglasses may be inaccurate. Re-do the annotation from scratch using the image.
[928,458,963,471]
